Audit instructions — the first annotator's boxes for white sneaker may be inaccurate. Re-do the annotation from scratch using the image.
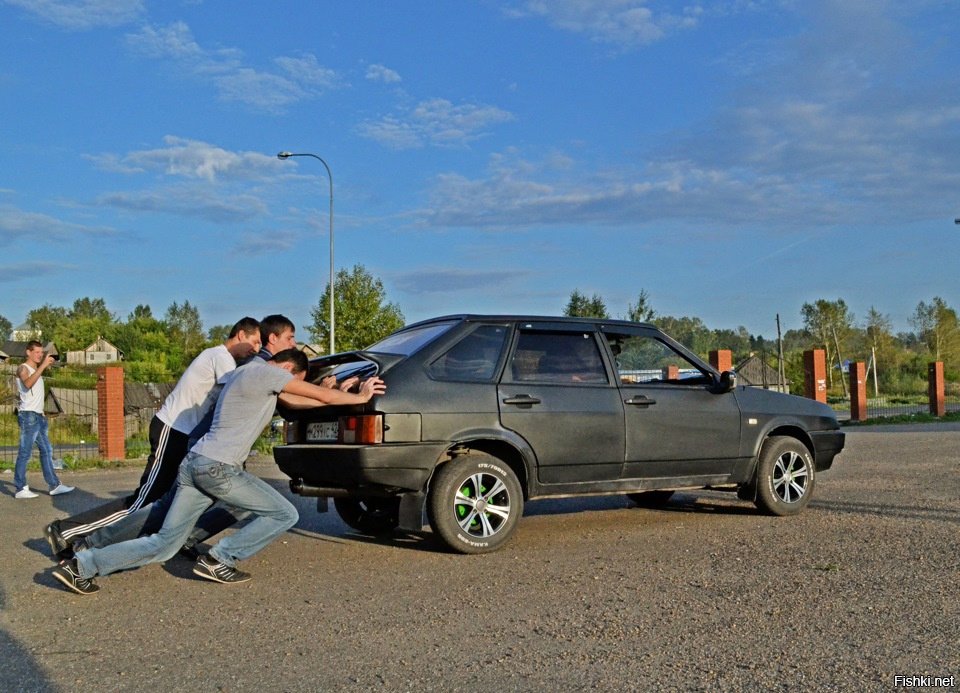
[15,487,39,499]
[49,484,74,496]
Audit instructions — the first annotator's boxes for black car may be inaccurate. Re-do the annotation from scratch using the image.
[275,315,845,553]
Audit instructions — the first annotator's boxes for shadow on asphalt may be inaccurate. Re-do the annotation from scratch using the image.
[0,626,55,692]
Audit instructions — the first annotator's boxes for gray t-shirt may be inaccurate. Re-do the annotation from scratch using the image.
[190,359,294,466]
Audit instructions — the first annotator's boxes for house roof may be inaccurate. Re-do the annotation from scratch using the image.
[1,340,58,358]
[124,382,175,412]
[46,388,99,416]
[734,354,791,387]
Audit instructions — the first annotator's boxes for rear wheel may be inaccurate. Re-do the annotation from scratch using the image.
[428,453,523,554]
[753,436,815,516]
[627,490,675,507]
[334,497,401,536]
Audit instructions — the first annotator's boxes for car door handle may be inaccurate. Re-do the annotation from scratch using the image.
[625,396,657,407]
[502,394,542,406]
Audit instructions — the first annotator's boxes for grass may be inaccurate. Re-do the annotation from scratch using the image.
[841,411,960,427]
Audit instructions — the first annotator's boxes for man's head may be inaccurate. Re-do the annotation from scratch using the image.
[225,317,261,360]
[25,340,44,365]
[270,348,309,380]
[260,314,296,356]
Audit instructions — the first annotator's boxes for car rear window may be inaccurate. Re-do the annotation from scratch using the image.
[366,321,456,356]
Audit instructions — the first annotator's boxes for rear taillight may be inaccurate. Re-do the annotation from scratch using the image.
[338,414,383,444]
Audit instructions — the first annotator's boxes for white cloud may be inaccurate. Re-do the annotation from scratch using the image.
[358,98,515,149]
[125,22,342,112]
[0,205,119,245]
[0,261,75,282]
[232,230,300,256]
[392,268,523,294]
[88,136,281,182]
[96,185,268,223]
[505,0,704,47]
[3,0,144,30]
[366,63,402,84]
[425,2,960,231]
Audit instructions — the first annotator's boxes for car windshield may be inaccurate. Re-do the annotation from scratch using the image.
[365,321,456,356]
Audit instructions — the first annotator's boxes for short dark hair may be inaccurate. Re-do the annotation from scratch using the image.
[26,340,43,351]
[271,348,308,374]
[228,317,260,339]
[260,314,295,345]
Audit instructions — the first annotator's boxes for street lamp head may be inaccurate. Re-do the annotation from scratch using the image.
[277,151,293,160]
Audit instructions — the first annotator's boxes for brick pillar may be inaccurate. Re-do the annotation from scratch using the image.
[709,349,733,373]
[803,349,827,403]
[928,361,945,417]
[849,362,867,422]
[662,365,679,380]
[97,366,125,461]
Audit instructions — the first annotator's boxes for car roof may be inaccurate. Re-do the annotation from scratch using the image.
[401,314,657,331]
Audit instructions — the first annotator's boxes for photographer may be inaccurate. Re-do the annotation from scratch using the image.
[13,341,73,499]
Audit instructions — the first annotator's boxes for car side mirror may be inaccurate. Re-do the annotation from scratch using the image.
[716,370,737,393]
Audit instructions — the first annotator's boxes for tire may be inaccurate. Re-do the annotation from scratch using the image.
[753,436,815,516]
[428,453,523,554]
[333,496,401,536]
[627,490,675,507]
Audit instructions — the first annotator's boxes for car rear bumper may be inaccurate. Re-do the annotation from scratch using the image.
[810,430,845,470]
[273,442,448,492]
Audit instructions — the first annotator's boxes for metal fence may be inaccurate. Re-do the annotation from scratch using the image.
[0,373,163,468]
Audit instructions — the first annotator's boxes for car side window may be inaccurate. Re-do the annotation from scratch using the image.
[428,324,508,381]
[607,334,711,385]
[509,331,608,384]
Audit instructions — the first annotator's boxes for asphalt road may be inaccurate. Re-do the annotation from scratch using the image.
[1,424,958,692]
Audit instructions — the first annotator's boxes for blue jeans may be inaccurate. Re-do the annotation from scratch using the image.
[76,453,298,579]
[14,411,61,492]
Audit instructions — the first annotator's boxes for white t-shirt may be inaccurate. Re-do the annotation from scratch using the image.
[157,344,236,435]
[16,364,44,414]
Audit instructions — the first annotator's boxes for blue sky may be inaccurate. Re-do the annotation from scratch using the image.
[1,0,958,344]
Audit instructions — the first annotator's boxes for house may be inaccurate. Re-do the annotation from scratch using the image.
[1,340,60,361]
[66,336,123,366]
[12,323,40,341]
[298,343,324,358]
[735,354,791,393]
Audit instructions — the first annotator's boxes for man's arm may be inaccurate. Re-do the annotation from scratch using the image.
[277,392,329,409]
[282,376,386,405]
[18,356,55,390]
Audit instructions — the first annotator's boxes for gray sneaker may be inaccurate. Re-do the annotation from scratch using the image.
[192,555,252,584]
[52,559,100,595]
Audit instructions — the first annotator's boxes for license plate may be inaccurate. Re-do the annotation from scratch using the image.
[306,421,339,442]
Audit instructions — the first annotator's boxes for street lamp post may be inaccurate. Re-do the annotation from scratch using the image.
[277,151,335,355]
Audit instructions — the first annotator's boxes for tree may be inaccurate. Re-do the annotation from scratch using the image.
[207,324,232,343]
[800,298,855,388]
[626,290,656,323]
[310,264,405,353]
[654,315,712,355]
[164,300,205,365]
[564,290,609,319]
[910,297,959,363]
[0,313,11,340]
[27,304,68,342]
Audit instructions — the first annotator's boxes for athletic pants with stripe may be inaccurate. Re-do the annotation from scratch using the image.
[57,416,189,543]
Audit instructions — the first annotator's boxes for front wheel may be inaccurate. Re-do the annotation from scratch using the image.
[333,497,401,536]
[753,436,815,516]
[428,453,523,554]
